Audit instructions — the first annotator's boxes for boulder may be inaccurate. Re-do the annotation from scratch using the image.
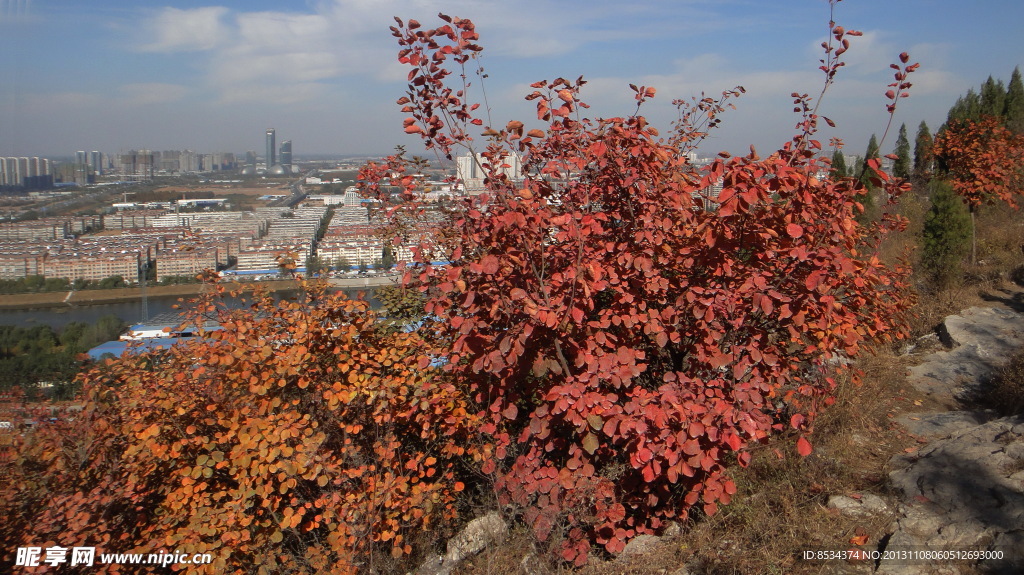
[878,416,1024,574]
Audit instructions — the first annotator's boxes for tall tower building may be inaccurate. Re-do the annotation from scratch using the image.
[280,140,292,171]
[265,128,276,169]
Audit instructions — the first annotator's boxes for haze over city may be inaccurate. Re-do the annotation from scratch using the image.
[1,0,1021,159]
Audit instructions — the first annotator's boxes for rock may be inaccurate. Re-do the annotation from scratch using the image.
[661,521,682,539]
[619,534,661,558]
[826,493,892,518]
[412,511,508,575]
[519,549,547,575]
[907,307,1024,406]
[879,415,1024,575]
[894,410,993,440]
[412,554,446,575]
[445,511,508,564]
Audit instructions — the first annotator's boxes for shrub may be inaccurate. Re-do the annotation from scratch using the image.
[361,8,916,564]
[0,282,478,573]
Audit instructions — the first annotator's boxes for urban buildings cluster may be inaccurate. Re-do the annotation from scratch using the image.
[240,129,295,176]
[0,189,400,284]
[0,157,54,190]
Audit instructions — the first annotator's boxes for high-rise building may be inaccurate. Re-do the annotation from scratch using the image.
[456,152,522,194]
[91,151,103,175]
[241,151,258,176]
[119,150,155,181]
[266,128,276,169]
[0,157,16,186]
[280,140,292,171]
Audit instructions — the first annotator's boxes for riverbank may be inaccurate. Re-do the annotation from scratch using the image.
[0,275,398,310]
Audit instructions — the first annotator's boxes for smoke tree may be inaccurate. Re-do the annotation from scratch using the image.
[934,116,1024,264]
[1,283,478,573]
[362,5,916,563]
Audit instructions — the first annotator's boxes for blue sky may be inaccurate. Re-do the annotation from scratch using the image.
[1,0,1021,160]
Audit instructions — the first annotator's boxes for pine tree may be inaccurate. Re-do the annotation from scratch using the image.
[921,179,971,289]
[914,121,934,183]
[830,148,848,180]
[948,89,981,123]
[1004,66,1024,133]
[893,123,911,179]
[855,134,879,221]
[979,76,1007,119]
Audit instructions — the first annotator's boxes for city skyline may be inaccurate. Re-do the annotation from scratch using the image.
[1,0,1022,159]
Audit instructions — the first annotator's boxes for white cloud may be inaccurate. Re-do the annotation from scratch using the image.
[141,6,230,52]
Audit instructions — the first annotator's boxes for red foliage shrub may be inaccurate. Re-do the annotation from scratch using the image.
[934,116,1024,210]
[362,9,916,564]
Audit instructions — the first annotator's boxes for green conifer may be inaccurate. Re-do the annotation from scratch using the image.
[913,121,934,183]
[980,76,1007,118]
[948,89,981,123]
[893,123,911,179]
[1004,66,1024,133]
[830,149,848,180]
[921,180,971,288]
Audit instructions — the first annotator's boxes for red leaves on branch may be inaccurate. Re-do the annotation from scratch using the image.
[934,116,1024,210]
[366,11,914,566]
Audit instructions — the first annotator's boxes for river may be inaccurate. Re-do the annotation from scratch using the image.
[0,287,380,330]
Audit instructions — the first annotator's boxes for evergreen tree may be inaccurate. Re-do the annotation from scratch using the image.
[979,76,1007,119]
[830,148,848,180]
[948,89,981,123]
[921,180,971,289]
[913,121,934,183]
[1004,66,1024,133]
[893,123,911,179]
[855,135,879,222]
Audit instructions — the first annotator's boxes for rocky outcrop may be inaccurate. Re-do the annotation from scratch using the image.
[878,416,1024,574]
[875,303,1024,575]
[413,511,508,575]
[905,306,1024,406]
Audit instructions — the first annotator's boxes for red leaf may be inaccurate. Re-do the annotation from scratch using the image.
[786,223,804,238]
[502,403,518,420]
[797,436,813,457]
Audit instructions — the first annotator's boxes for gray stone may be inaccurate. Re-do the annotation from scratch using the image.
[519,549,547,575]
[907,307,1024,405]
[826,493,892,518]
[412,553,446,575]
[619,533,661,558]
[894,410,993,440]
[879,416,1024,574]
[445,511,508,564]
[411,511,508,575]
[661,521,682,539]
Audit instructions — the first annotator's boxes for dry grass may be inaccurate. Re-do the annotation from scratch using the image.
[965,346,1024,417]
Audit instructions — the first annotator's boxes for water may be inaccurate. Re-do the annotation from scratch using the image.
[0,287,379,330]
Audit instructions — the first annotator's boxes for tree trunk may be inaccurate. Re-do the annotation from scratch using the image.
[970,206,977,266]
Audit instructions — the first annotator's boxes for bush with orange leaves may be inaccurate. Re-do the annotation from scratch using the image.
[0,282,478,574]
